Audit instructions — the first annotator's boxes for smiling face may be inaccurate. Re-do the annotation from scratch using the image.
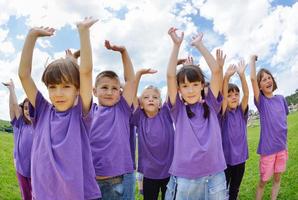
[227,84,240,109]
[177,65,205,105]
[140,87,161,117]
[48,82,79,112]
[257,69,277,96]
[178,76,204,105]
[93,76,121,107]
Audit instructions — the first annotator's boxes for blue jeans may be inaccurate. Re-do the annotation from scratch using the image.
[122,172,136,200]
[97,176,124,200]
[165,172,228,200]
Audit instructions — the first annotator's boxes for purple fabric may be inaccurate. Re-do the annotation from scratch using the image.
[220,106,249,165]
[90,96,134,177]
[254,93,289,155]
[10,116,33,178]
[168,88,226,179]
[131,103,174,179]
[30,91,101,200]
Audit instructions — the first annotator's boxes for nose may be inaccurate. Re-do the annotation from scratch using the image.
[187,87,193,93]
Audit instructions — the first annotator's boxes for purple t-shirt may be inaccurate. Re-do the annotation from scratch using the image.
[90,96,134,177]
[254,93,289,155]
[30,91,101,200]
[131,103,174,179]
[220,106,249,165]
[10,116,33,177]
[168,88,226,179]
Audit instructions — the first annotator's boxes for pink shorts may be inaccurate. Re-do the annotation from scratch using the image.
[259,150,288,182]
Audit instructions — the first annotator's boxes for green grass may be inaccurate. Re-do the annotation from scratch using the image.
[1,111,298,199]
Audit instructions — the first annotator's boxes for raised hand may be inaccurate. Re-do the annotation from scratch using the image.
[2,78,14,89]
[225,64,237,78]
[250,55,258,62]
[137,68,158,75]
[183,56,194,66]
[177,58,187,66]
[216,49,226,69]
[76,16,98,30]
[237,59,247,76]
[190,32,203,47]
[29,26,55,38]
[65,49,80,63]
[168,27,184,46]
[104,40,126,53]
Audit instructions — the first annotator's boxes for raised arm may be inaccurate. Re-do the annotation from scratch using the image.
[250,55,260,103]
[2,79,21,120]
[77,17,98,115]
[237,60,249,113]
[222,64,236,115]
[105,40,135,106]
[191,33,220,97]
[132,68,158,110]
[167,27,184,105]
[216,49,226,92]
[18,27,55,107]
[65,49,80,64]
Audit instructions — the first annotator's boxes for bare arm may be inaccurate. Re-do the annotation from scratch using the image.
[105,40,135,106]
[250,55,260,103]
[2,79,20,120]
[191,33,220,97]
[216,49,226,92]
[222,64,236,115]
[18,27,55,107]
[77,17,98,115]
[167,27,184,105]
[132,69,158,110]
[237,60,249,112]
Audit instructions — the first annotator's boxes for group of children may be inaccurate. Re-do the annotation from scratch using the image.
[3,18,289,200]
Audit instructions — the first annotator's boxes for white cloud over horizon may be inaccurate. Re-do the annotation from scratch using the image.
[0,0,297,120]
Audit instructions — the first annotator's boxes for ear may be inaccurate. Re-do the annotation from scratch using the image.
[93,87,97,96]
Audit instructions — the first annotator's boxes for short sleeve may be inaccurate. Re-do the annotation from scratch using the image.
[167,94,182,123]
[119,95,133,117]
[282,97,289,115]
[205,87,223,114]
[29,91,49,125]
[131,107,142,127]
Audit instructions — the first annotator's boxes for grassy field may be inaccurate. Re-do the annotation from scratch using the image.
[1,112,298,199]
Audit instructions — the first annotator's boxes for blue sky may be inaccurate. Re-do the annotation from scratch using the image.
[0,0,298,120]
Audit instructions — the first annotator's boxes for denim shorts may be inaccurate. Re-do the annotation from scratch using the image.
[122,172,136,200]
[97,176,124,200]
[165,171,228,200]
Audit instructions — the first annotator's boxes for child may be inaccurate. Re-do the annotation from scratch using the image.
[3,79,33,200]
[165,28,227,199]
[220,60,249,200]
[131,68,174,200]
[90,40,135,200]
[250,55,289,200]
[18,17,101,199]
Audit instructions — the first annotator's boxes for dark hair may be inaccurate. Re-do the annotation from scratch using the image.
[20,98,32,125]
[257,68,277,92]
[42,58,80,89]
[228,83,240,93]
[177,65,209,119]
[95,70,119,87]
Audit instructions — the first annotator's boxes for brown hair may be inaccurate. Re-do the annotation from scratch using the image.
[228,83,240,93]
[176,65,209,119]
[176,65,205,86]
[257,68,277,92]
[20,98,32,125]
[42,58,80,89]
[94,70,119,87]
